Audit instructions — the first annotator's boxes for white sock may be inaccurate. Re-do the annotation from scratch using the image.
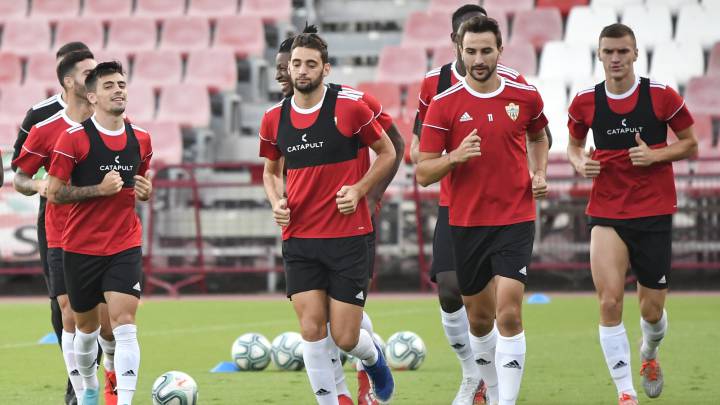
[360,311,374,335]
[98,334,116,372]
[349,329,379,367]
[599,323,636,396]
[640,309,667,360]
[74,328,100,391]
[62,330,84,398]
[327,325,350,397]
[469,325,499,402]
[302,337,339,405]
[441,307,479,379]
[496,331,526,405]
[114,324,140,405]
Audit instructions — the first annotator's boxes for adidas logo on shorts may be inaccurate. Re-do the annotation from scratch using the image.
[658,276,666,284]
[355,291,365,300]
[518,266,527,276]
[132,282,141,291]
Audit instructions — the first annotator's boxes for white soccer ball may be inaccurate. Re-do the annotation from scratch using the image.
[231,333,272,371]
[384,331,426,370]
[271,331,304,371]
[151,371,198,405]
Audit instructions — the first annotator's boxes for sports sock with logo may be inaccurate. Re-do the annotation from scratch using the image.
[599,323,636,397]
[98,334,116,372]
[61,330,84,398]
[114,324,140,404]
[349,329,379,367]
[74,327,100,391]
[640,309,667,360]
[469,324,499,402]
[302,336,338,405]
[495,331,526,405]
[441,306,479,379]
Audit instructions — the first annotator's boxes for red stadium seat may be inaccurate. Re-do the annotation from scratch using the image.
[93,50,130,67]
[697,139,720,158]
[0,1,27,23]
[160,16,211,53]
[0,19,51,56]
[376,46,427,86]
[185,49,238,92]
[402,11,452,51]
[510,8,563,51]
[213,16,265,58]
[240,0,291,23]
[25,53,60,91]
[0,121,17,148]
[428,0,471,14]
[55,18,104,53]
[131,50,182,88]
[499,43,537,77]
[536,0,589,16]
[675,113,712,143]
[685,76,720,117]
[124,86,156,122]
[157,84,210,127]
[483,0,534,16]
[0,84,48,126]
[0,53,22,86]
[107,17,157,54]
[134,120,183,166]
[404,81,422,118]
[356,82,402,119]
[83,0,132,19]
[707,42,720,77]
[136,0,185,17]
[30,0,80,21]
[188,0,238,19]
[392,113,415,163]
[431,45,456,66]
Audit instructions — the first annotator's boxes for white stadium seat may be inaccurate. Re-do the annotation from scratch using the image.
[621,4,672,50]
[649,41,704,86]
[591,0,642,13]
[651,0,701,14]
[565,6,619,50]
[675,3,720,49]
[539,41,594,85]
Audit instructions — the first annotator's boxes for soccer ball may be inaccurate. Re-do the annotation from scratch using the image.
[384,331,426,370]
[231,333,272,371]
[151,371,198,405]
[271,331,304,371]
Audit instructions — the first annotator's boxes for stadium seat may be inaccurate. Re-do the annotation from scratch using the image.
[675,4,720,50]
[0,84,48,126]
[649,41,703,86]
[685,76,720,117]
[590,0,642,12]
[620,4,672,50]
[488,11,509,42]
[535,0,589,17]
[681,113,712,143]
[0,53,22,86]
[124,86,156,122]
[131,50,182,88]
[158,84,211,127]
[55,18,105,52]
[356,82,402,119]
[391,113,414,163]
[427,0,469,14]
[0,0,27,22]
[30,0,80,21]
[213,16,265,58]
[185,49,238,92]
[135,120,183,166]
[538,41,593,84]
[327,66,377,88]
[107,17,158,54]
[404,80,422,118]
[83,0,132,19]
[136,0,185,18]
[431,45,456,66]
[697,139,720,158]
[708,42,720,77]
[240,0,292,23]
[593,46,648,80]
[92,50,129,67]
[483,0,534,16]
[402,12,452,51]
[652,0,701,14]
[25,53,60,91]
[510,8,563,51]
[569,77,598,101]
[499,43,538,77]
[564,6,618,50]
[701,0,720,12]
[188,0,238,18]
[376,46,428,85]
[0,122,17,148]
[0,19,51,56]
[160,16,211,53]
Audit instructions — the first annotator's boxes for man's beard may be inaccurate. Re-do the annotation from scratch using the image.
[292,76,323,94]
[109,106,126,116]
[469,64,496,82]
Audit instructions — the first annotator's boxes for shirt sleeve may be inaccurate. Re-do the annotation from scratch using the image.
[515,73,529,85]
[258,112,282,161]
[419,99,449,153]
[417,76,434,124]
[357,119,384,146]
[12,125,47,176]
[527,90,549,133]
[48,130,78,182]
[359,91,394,131]
[138,132,153,176]
[567,94,591,140]
[655,86,694,133]
[11,108,35,170]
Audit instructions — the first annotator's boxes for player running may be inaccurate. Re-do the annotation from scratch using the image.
[567,24,697,405]
[417,16,549,405]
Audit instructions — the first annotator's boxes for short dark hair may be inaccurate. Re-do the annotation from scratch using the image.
[599,23,637,48]
[452,4,488,34]
[55,42,91,60]
[85,61,125,92]
[56,50,95,88]
[290,33,329,64]
[279,22,319,54]
[458,15,502,49]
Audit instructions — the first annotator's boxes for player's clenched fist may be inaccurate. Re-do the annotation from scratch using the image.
[99,170,123,196]
[134,172,153,201]
[574,146,601,178]
[449,129,481,165]
[532,172,548,199]
[336,185,361,215]
[273,198,291,227]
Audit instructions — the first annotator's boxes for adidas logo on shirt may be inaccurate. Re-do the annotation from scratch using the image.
[613,360,627,370]
[459,112,473,122]
[503,360,522,369]
[658,276,666,284]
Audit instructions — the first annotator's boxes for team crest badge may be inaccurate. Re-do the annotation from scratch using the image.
[505,103,520,121]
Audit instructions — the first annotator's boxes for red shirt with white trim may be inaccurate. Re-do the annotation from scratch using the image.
[417,62,527,206]
[420,77,548,226]
[49,117,153,255]
[259,87,383,239]
[568,77,694,219]
[12,110,79,248]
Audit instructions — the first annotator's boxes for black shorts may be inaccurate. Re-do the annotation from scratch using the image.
[451,221,535,296]
[430,205,456,282]
[283,235,369,307]
[63,247,143,313]
[367,215,377,279]
[37,216,52,297]
[46,248,67,298]
[589,215,672,290]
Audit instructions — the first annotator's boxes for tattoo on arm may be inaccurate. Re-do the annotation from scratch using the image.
[54,183,104,204]
[13,170,37,196]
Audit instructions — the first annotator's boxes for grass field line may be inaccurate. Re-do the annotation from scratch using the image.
[0,306,428,351]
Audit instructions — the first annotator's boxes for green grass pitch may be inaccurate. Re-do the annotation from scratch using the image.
[0,294,718,404]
